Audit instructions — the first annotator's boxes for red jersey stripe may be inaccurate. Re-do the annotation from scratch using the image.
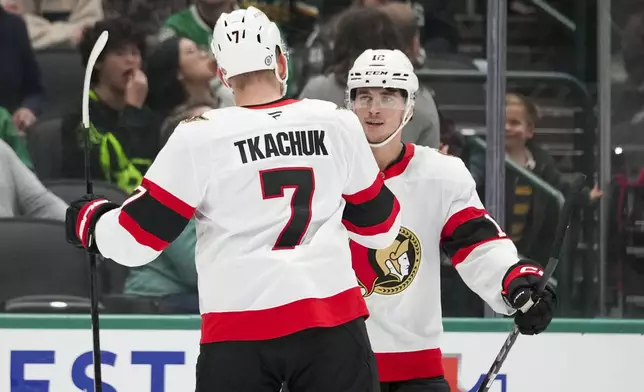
[441,207,487,239]
[118,211,169,251]
[200,287,368,343]
[342,198,400,236]
[343,174,384,205]
[141,178,195,219]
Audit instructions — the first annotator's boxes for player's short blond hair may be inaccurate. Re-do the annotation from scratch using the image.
[506,93,540,128]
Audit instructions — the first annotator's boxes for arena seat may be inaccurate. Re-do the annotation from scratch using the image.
[26,118,63,180]
[0,218,91,312]
[35,48,84,121]
[42,178,129,204]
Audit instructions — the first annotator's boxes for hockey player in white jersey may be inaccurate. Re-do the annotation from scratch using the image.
[345,49,557,392]
[65,8,402,392]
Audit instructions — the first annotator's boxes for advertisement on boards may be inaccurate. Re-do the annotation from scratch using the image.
[1,329,644,392]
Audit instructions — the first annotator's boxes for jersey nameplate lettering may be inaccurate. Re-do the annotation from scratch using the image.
[233,130,329,164]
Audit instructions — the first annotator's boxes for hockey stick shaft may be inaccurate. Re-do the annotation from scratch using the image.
[476,174,587,392]
[82,30,109,392]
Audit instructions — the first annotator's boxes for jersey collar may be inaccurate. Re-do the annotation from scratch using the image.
[243,98,299,110]
[382,143,415,180]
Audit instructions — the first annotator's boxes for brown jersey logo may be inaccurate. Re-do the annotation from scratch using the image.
[351,227,422,297]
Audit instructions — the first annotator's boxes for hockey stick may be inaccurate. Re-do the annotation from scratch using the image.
[81,30,109,392]
[476,173,587,392]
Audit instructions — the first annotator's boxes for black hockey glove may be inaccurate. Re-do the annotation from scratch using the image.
[65,195,119,254]
[502,260,557,335]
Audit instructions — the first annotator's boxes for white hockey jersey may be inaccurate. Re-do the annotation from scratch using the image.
[93,98,401,343]
[350,144,519,382]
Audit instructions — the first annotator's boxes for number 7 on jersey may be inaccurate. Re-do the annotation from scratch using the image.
[259,167,315,250]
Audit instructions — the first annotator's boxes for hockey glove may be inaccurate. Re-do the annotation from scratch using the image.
[65,195,119,254]
[502,260,557,335]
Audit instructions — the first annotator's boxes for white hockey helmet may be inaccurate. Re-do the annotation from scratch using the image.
[346,49,419,148]
[211,6,288,93]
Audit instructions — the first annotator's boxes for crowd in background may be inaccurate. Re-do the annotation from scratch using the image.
[1,0,643,318]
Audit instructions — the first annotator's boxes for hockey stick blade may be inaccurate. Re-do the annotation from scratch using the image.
[81,30,109,392]
[82,31,108,129]
[476,174,586,392]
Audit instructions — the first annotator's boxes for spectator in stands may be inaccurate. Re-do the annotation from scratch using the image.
[158,0,238,106]
[159,99,215,147]
[158,0,238,48]
[300,0,398,84]
[0,4,44,131]
[6,0,103,50]
[0,139,66,220]
[145,36,218,133]
[299,7,400,104]
[102,0,190,37]
[469,93,602,262]
[0,106,33,169]
[123,219,198,313]
[60,18,161,194]
[378,1,440,148]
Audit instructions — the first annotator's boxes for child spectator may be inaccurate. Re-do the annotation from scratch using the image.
[469,93,602,261]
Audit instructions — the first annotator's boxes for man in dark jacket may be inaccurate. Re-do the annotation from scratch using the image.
[0,5,44,132]
[61,18,161,193]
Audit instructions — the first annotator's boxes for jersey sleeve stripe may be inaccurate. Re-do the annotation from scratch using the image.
[440,207,486,238]
[141,178,195,219]
[440,207,510,266]
[118,211,169,251]
[342,174,384,205]
[449,237,509,266]
[342,197,400,236]
[121,185,192,244]
[117,179,194,251]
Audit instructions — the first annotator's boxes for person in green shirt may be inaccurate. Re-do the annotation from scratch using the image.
[159,0,237,48]
[123,219,199,313]
[159,0,302,98]
[0,106,33,169]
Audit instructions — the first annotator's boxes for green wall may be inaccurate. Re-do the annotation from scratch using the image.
[1,315,643,334]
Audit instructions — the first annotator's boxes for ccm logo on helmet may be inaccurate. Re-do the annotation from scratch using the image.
[365,71,388,76]
[519,266,544,276]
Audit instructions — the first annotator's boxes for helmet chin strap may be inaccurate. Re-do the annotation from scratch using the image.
[368,106,413,148]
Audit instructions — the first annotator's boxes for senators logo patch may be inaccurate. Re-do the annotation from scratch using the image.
[351,227,422,297]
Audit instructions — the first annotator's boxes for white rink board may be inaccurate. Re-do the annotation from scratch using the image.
[0,322,643,392]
